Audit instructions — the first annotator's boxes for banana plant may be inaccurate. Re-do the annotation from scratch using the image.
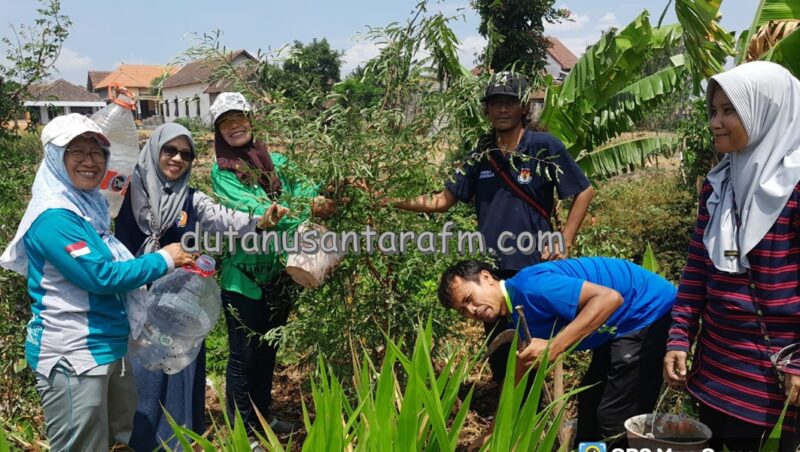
[674,0,735,91]
[540,11,688,178]
[539,0,741,179]
[736,0,800,77]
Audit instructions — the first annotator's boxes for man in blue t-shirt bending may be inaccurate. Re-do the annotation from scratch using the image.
[437,257,676,445]
[394,71,594,384]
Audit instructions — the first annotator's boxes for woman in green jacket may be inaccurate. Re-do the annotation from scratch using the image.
[209,92,334,435]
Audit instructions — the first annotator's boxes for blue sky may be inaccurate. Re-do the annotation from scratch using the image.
[1,0,759,86]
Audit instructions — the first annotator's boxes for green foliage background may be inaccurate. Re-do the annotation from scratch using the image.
[0,133,45,444]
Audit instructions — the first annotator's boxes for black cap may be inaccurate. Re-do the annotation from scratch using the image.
[481,71,527,102]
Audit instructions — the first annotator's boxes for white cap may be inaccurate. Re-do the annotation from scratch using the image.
[209,92,252,125]
[40,113,110,148]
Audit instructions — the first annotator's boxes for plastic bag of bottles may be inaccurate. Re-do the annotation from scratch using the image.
[91,84,139,217]
[131,255,221,374]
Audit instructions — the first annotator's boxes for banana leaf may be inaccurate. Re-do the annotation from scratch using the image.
[736,0,800,64]
[578,133,680,178]
[674,0,734,89]
[761,27,800,77]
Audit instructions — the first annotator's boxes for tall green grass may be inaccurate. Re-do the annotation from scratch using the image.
[167,319,580,451]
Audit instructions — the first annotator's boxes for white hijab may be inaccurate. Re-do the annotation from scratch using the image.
[0,140,150,338]
[703,61,800,273]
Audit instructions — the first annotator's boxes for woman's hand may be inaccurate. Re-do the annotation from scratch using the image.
[785,373,800,407]
[161,243,194,268]
[311,196,337,218]
[259,202,290,229]
[663,350,688,388]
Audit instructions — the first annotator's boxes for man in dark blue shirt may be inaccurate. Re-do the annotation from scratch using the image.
[395,72,594,380]
[437,258,675,446]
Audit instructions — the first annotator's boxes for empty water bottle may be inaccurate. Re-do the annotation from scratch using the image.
[91,84,139,217]
[131,255,221,374]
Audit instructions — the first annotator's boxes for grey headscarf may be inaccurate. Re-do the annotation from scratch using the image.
[129,123,195,255]
[703,61,800,273]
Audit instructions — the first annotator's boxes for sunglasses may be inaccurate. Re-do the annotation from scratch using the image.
[161,145,195,162]
[218,114,250,129]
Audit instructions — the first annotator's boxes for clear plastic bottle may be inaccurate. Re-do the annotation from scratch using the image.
[131,255,221,374]
[91,84,140,217]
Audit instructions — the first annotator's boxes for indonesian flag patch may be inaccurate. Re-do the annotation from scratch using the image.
[65,241,91,258]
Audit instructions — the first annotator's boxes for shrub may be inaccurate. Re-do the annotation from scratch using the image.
[0,133,46,445]
[173,117,211,137]
[574,167,697,281]
[181,4,491,378]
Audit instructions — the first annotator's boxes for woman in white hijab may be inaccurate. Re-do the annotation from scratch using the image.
[664,62,800,451]
[0,114,193,451]
[114,122,287,451]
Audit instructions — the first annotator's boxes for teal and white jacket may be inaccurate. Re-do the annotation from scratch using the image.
[22,208,174,376]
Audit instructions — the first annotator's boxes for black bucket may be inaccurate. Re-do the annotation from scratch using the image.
[625,413,712,452]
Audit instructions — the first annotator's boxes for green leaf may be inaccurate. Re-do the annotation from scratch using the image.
[578,133,680,178]
[675,0,735,89]
[642,243,661,274]
[0,424,9,452]
[762,396,790,451]
[761,28,800,78]
[753,0,800,28]
[162,408,203,452]
[737,0,800,64]
[589,62,686,146]
[541,10,690,165]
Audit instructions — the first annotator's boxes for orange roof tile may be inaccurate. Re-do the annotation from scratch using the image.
[87,70,111,90]
[546,37,578,70]
[95,64,178,89]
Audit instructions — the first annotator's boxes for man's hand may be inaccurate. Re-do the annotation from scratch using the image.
[785,373,800,407]
[516,338,550,369]
[540,242,568,261]
[663,350,688,388]
[311,196,337,218]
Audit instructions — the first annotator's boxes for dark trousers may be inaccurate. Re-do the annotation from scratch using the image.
[222,274,293,434]
[700,402,800,452]
[575,312,671,447]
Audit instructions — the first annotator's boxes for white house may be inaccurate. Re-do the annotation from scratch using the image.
[161,49,256,125]
[544,37,578,82]
[23,79,106,124]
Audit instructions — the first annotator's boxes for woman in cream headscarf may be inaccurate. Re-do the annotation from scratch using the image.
[0,114,193,451]
[664,62,800,451]
[114,122,287,451]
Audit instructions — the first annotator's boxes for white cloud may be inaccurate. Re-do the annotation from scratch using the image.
[595,13,619,31]
[54,47,93,86]
[545,9,591,33]
[458,35,486,68]
[341,41,384,76]
[543,6,619,58]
